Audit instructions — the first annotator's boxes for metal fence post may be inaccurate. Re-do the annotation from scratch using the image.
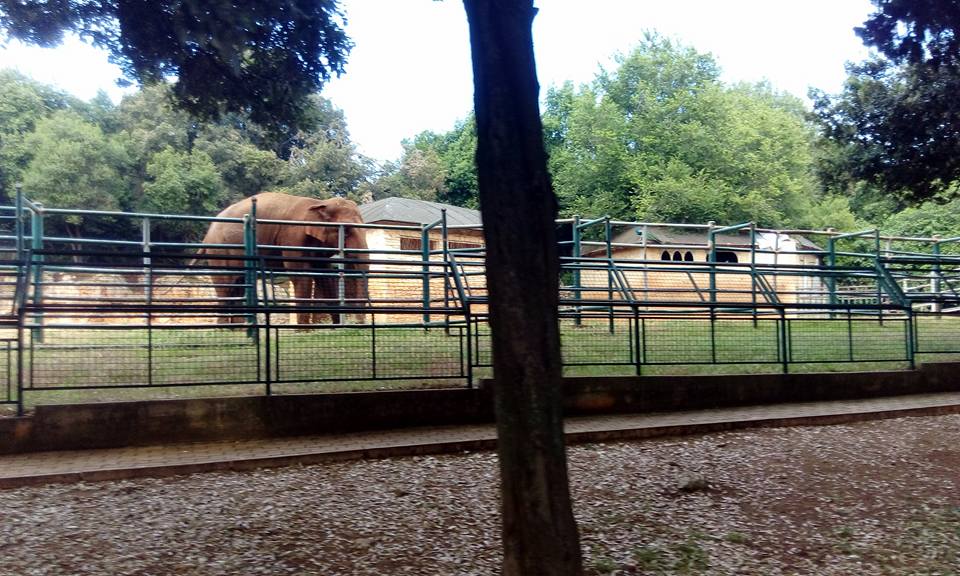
[905,309,915,369]
[640,317,647,371]
[422,223,430,325]
[573,215,582,327]
[465,308,474,388]
[337,223,346,317]
[243,199,258,339]
[847,308,854,362]
[441,209,450,334]
[640,224,649,310]
[142,217,153,304]
[30,203,44,343]
[777,308,788,373]
[826,231,837,310]
[16,317,23,416]
[750,223,758,327]
[142,217,153,386]
[260,262,272,395]
[633,307,642,375]
[932,237,942,316]
[14,183,23,262]
[875,229,883,325]
[605,217,614,334]
[707,221,716,334]
[371,313,378,380]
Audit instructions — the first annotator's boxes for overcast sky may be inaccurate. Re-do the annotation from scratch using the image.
[0,0,876,162]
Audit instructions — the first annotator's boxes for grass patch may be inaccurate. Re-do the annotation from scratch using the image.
[3,315,957,408]
[723,531,751,545]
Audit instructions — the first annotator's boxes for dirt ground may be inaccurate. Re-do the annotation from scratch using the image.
[1,413,959,575]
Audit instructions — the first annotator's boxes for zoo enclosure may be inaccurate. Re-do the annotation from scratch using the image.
[0,187,959,413]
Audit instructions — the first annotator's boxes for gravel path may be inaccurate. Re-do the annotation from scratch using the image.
[2,414,959,575]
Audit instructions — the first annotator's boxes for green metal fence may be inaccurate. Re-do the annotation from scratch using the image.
[1,188,959,413]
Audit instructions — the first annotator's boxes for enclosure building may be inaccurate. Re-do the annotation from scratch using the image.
[579,225,826,306]
[359,198,485,321]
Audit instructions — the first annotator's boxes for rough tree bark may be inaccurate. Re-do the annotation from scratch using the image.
[462,1,584,575]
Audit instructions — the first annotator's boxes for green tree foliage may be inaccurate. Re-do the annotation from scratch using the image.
[857,0,960,69]
[811,59,960,201]
[140,147,224,241]
[194,128,285,202]
[20,110,129,236]
[812,0,960,202]
[281,99,371,201]
[2,72,373,243]
[805,195,862,232]
[0,70,86,198]
[879,197,960,257]
[141,148,223,215]
[544,35,820,227]
[374,117,479,207]
[0,0,351,138]
[882,198,960,239]
[111,84,360,203]
[423,117,479,208]
[113,84,195,165]
[369,146,448,202]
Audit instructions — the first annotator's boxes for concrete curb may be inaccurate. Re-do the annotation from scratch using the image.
[3,400,959,489]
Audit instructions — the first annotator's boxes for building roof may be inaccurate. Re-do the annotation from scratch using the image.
[360,197,482,227]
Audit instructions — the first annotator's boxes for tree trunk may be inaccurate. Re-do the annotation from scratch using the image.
[462,1,583,575]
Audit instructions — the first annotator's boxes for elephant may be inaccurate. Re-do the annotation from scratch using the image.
[193,192,369,325]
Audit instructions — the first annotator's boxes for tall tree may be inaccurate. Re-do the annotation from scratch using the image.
[857,0,960,69]
[5,3,584,572]
[376,118,479,207]
[545,37,820,226]
[811,58,960,201]
[21,110,130,239]
[368,145,448,202]
[142,148,223,215]
[0,70,85,198]
[812,0,960,202]
[463,1,583,574]
[0,0,351,137]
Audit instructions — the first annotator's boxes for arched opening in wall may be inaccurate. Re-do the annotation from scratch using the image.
[684,251,694,261]
[714,251,739,263]
[672,251,682,261]
[660,251,670,260]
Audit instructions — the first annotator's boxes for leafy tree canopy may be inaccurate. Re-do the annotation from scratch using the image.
[812,57,960,202]
[21,109,129,235]
[544,35,821,227]
[882,197,960,239]
[0,0,352,137]
[370,116,479,208]
[813,0,960,203]
[857,0,960,69]
[3,72,373,244]
[380,36,825,228]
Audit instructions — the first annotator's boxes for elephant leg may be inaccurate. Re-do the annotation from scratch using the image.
[291,276,314,326]
[212,275,244,325]
[313,275,339,324]
[344,274,368,325]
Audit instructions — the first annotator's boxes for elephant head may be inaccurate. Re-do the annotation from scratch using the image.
[301,197,366,250]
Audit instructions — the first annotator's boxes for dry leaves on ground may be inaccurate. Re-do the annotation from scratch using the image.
[1,414,959,575]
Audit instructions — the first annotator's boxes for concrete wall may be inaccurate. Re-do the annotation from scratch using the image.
[1,362,958,455]
[0,388,495,455]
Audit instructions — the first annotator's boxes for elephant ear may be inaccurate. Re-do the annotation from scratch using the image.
[304,203,334,243]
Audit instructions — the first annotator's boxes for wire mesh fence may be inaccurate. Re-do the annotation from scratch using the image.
[2,196,960,412]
